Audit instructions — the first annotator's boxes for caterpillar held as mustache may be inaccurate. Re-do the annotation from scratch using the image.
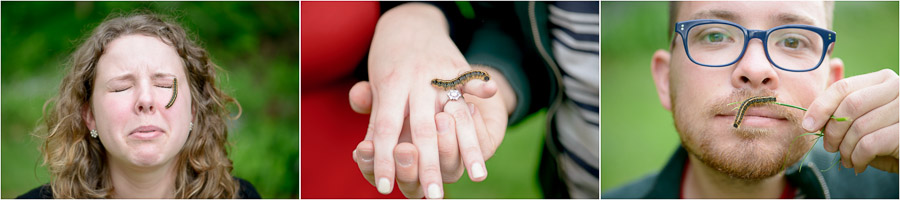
[166,78,177,109]
[733,96,777,128]
[431,70,491,90]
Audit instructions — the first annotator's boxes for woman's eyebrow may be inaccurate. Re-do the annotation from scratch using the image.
[152,73,177,80]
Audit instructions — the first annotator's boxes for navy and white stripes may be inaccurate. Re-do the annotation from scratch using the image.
[548,1,599,198]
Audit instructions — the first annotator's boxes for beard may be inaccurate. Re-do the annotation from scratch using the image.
[672,89,815,180]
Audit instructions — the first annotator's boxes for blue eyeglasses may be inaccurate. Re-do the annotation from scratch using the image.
[674,19,836,72]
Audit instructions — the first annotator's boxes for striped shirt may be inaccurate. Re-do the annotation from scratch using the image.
[549,1,599,198]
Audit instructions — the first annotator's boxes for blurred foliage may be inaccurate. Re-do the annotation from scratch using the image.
[601,1,898,193]
[1,2,298,198]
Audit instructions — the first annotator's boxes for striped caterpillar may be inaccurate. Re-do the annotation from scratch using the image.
[733,96,776,128]
[431,70,491,90]
[166,78,177,109]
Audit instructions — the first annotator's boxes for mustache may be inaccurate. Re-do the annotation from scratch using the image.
[707,89,804,125]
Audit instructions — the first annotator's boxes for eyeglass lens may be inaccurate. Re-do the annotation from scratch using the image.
[686,23,825,71]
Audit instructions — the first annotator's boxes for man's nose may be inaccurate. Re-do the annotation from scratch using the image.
[731,40,779,90]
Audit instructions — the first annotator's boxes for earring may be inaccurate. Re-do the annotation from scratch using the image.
[189,122,193,132]
[90,129,98,138]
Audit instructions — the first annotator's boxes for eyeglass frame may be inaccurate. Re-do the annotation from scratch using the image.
[674,19,837,72]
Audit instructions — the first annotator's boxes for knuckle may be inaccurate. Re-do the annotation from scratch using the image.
[375,118,402,136]
[833,79,852,95]
[452,109,471,124]
[857,135,878,157]
[438,145,458,157]
[411,122,436,137]
[843,93,866,115]
[421,165,442,177]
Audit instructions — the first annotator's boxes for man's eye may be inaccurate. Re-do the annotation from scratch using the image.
[781,38,800,49]
[705,32,728,43]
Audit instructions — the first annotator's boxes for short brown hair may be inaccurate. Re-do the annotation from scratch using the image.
[667,2,834,42]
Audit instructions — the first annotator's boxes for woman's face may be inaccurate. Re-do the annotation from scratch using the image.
[87,34,192,167]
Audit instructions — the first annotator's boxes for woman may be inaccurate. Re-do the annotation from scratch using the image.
[18,12,259,198]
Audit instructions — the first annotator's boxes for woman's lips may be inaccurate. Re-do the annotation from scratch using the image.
[129,125,164,140]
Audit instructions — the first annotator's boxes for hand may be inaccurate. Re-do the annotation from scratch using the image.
[348,2,510,198]
[349,66,516,198]
[802,69,899,174]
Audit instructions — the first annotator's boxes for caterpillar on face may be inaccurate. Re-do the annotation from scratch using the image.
[166,78,177,109]
[733,96,777,128]
[430,70,491,90]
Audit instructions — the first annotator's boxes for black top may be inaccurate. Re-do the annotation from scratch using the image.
[17,177,260,199]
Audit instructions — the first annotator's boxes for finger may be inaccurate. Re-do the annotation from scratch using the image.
[804,69,895,133]
[468,102,497,160]
[823,77,899,153]
[355,141,376,187]
[349,81,374,114]
[394,142,423,198]
[435,112,464,183]
[838,96,898,168]
[409,85,444,199]
[461,79,498,99]
[445,99,488,182]
[372,84,409,194]
[849,123,899,174]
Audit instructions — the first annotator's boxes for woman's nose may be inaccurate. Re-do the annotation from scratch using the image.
[134,84,156,114]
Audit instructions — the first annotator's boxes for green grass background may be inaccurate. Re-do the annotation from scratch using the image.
[600,1,899,193]
[1,2,299,198]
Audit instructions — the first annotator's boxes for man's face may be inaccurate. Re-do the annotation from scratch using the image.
[669,2,837,179]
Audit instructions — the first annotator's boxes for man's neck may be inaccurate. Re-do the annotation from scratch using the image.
[682,155,787,198]
[108,158,177,198]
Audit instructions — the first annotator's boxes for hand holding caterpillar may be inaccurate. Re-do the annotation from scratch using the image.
[431,70,491,90]
[729,96,849,173]
[730,96,848,128]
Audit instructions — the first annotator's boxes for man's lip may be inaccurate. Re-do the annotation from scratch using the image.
[719,107,787,119]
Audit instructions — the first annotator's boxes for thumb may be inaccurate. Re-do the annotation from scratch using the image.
[461,80,497,99]
[349,81,373,114]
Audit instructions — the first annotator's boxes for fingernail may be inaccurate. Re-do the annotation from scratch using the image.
[824,142,834,152]
[377,178,391,194]
[359,149,374,162]
[842,160,851,169]
[471,163,486,179]
[397,151,413,167]
[802,117,814,131]
[468,103,475,114]
[427,184,443,199]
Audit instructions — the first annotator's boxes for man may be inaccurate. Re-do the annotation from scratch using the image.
[604,2,898,198]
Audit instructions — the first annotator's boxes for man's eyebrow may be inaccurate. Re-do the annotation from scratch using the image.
[774,13,816,26]
[690,10,738,22]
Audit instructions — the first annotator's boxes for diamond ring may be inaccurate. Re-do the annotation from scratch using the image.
[447,89,461,101]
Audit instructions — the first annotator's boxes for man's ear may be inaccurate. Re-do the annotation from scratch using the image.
[827,57,845,85]
[651,49,673,111]
[82,103,95,130]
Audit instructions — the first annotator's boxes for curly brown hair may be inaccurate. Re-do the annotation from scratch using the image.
[38,11,242,198]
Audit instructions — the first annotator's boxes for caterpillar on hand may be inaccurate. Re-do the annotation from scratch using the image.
[431,70,491,90]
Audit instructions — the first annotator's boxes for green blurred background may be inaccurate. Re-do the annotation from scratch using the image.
[601,1,899,193]
[1,2,298,198]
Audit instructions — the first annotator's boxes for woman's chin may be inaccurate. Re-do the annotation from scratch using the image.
[127,146,168,167]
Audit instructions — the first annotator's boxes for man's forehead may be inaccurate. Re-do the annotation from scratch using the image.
[677,2,828,29]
